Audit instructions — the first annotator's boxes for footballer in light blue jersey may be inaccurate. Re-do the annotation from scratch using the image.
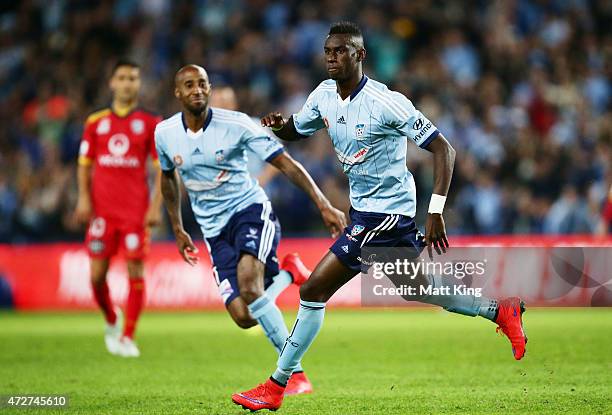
[159,65,345,395]
[155,107,283,238]
[293,75,439,218]
[233,22,527,411]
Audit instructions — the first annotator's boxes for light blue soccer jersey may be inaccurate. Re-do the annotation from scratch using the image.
[293,75,439,218]
[155,108,284,237]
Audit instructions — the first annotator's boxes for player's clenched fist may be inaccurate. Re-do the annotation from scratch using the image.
[261,112,285,130]
[175,229,199,266]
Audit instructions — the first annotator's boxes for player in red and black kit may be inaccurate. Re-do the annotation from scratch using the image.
[74,60,162,357]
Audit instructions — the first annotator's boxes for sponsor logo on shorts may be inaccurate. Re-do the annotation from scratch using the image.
[345,233,358,243]
[89,217,106,238]
[88,240,105,254]
[245,240,257,250]
[125,233,140,251]
[357,253,377,266]
[341,245,349,253]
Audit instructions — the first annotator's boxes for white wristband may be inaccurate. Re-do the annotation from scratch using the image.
[428,194,446,214]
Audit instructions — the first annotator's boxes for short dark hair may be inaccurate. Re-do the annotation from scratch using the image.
[111,59,140,75]
[329,21,362,37]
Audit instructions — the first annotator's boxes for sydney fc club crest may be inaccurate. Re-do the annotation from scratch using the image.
[355,124,365,139]
[215,149,224,163]
[351,224,365,236]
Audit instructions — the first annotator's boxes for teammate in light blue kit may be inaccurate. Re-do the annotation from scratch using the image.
[156,64,346,395]
[233,22,528,412]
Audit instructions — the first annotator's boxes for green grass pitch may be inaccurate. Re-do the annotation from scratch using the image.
[1,308,611,414]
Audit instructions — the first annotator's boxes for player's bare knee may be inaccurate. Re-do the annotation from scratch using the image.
[234,315,257,329]
[90,267,107,285]
[240,286,263,305]
[126,259,144,279]
[299,279,329,303]
[230,307,257,329]
[90,273,105,286]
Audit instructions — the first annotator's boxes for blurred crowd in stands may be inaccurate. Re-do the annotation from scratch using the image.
[0,0,610,242]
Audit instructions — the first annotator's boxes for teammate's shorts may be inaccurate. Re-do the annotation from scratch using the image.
[330,208,426,273]
[85,216,149,260]
[205,202,281,305]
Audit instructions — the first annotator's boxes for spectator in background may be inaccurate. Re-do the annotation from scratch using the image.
[0,0,609,241]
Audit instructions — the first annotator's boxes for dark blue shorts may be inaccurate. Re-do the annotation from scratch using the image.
[205,202,280,305]
[330,208,426,273]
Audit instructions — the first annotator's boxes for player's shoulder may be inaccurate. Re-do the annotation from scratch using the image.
[85,107,112,126]
[212,107,247,121]
[310,79,337,96]
[362,77,415,114]
[362,77,399,98]
[155,112,183,134]
[316,79,337,90]
[212,107,260,131]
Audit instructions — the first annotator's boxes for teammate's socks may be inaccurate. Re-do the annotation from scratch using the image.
[273,299,325,385]
[91,280,117,325]
[123,278,145,339]
[478,298,498,321]
[264,270,293,302]
[418,274,498,321]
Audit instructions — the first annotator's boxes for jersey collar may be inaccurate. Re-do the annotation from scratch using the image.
[350,74,368,100]
[182,108,213,136]
[111,103,137,118]
[337,75,368,106]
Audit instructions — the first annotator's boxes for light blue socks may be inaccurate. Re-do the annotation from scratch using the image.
[247,294,303,372]
[273,299,326,384]
[265,270,293,301]
[418,274,498,320]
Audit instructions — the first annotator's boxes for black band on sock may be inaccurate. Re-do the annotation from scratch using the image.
[291,370,303,375]
[270,376,286,388]
[300,304,325,310]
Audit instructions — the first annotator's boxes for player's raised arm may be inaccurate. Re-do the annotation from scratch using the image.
[160,169,199,265]
[268,152,347,237]
[423,134,456,259]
